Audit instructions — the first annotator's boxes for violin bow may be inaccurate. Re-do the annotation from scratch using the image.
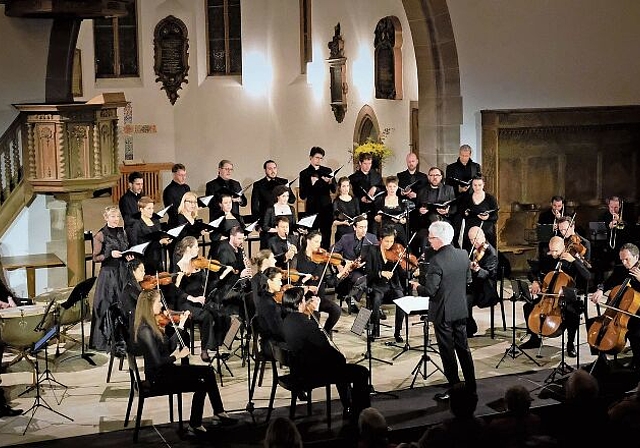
[467,221,484,260]
[155,271,187,349]
[390,232,418,274]
[316,245,337,288]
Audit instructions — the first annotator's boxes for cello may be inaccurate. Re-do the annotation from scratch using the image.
[587,262,640,353]
[527,262,575,338]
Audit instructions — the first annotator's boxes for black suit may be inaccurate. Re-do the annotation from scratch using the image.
[282,312,370,415]
[251,176,296,221]
[417,244,476,391]
[205,177,248,220]
[299,164,336,249]
[349,169,384,230]
[445,158,481,197]
[396,169,428,205]
[118,190,142,233]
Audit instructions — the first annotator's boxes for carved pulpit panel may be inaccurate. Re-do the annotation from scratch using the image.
[154,16,189,105]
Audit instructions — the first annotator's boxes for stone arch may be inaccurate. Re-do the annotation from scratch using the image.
[401,0,461,169]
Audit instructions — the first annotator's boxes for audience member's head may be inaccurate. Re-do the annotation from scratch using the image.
[504,384,534,417]
[565,369,599,405]
[449,382,478,419]
[358,407,389,448]
[263,417,303,448]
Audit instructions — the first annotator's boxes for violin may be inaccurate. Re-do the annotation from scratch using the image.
[155,309,182,329]
[282,269,316,283]
[311,249,344,267]
[140,272,177,290]
[472,242,489,263]
[273,283,294,304]
[384,243,419,271]
[565,235,592,269]
[190,256,238,274]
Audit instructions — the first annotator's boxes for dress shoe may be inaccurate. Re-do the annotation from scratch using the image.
[215,412,237,426]
[297,391,309,401]
[200,350,212,363]
[0,405,22,417]
[187,425,207,436]
[394,334,404,343]
[434,391,450,402]
[379,309,387,321]
[349,302,359,314]
[566,342,577,358]
[623,360,640,372]
[520,335,541,349]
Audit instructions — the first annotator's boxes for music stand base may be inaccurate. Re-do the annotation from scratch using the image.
[410,353,443,389]
[496,343,542,368]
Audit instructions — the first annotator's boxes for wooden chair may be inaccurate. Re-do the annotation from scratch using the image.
[84,230,97,277]
[268,341,333,427]
[124,353,183,443]
[247,318,278,422]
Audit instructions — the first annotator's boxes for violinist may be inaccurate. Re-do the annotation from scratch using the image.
[117,258,145,339]
[364,226,407,342]
[129,196,172,274]
[293,231,341,334]
[333,215,378,313]
[267,216,300,270]
[254,267,287,352]
[250,249,278,308]
[589,243,640,371]
[523,236,591,357]
[299,146,337,249]
[280,286,370,423]
[133,289,236,435]
[172,236,226,363]
[373,176,408,246]
[466,226,499,338]
[557,216,591,267]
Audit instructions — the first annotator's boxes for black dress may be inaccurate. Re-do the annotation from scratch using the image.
[374,195,407,246]
[129,216,166,274]
[459,193,499,250]
[332,196,360,242]
[90,225,129,351]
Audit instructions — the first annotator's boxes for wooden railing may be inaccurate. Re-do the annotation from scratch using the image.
[0,114,30,238]
[112,162,175,203]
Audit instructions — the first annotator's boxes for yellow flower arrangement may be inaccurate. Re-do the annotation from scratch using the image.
[352,127,394,163]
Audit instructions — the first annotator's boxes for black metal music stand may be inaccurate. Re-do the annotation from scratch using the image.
[351,308,397,398]
[544,287,582,383]
[410,312,443,388]
[389,295,426,361]
[58,277,97,366]
[20,299,68,400]
[496,279,541,368]
[21,325,74,435]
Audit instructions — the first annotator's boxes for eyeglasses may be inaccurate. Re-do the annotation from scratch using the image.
[185,200,197,204]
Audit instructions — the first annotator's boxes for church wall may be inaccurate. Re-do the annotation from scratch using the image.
[447,0,640,158]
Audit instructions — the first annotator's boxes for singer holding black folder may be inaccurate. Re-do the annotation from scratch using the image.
[332,177,360,242]
[129,196,172,274]
[349,153,384,232]
[459,174,499,251]
[374,176,408,246]
[205,159,248,220]
[299,147,337,249]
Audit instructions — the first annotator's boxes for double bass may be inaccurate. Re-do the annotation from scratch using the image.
[587,262,640,353]
[527,264,575,338]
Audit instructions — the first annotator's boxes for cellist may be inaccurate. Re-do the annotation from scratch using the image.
[521,236,591,357]
[589,243,640,372]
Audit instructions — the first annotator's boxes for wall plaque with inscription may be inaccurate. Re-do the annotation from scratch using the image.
[154,15,189,105]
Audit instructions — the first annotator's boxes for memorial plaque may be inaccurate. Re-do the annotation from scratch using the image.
[154,15,189,105]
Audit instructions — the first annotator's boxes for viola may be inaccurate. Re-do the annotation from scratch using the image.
[527,268,574,338]
[190,256,238,274]
[588,262,640,353]
[310,249,344,267]
[565,235,592,269]
[338,256,365,281]
[385,243,419,271]
[140,272,177,290]
[472,242,489,263]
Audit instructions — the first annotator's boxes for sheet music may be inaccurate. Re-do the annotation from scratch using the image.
[393,296,429,315]
[209,215,225,228]
[297,214,317,228]
[286,176,299,188]
[122,241,150,256]
[166,224,186,238]
[245,220,259,233]
[198,195,214,207]
[155,204,171,218]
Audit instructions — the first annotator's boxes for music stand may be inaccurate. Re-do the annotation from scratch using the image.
[389,296,427,361]
[58,277,97,366]
[544,287,581,383]
[351,308,397,398]
[20,299,67,399]
[410,306,443,389]
[496,279,541,368]
[21,325,74,435]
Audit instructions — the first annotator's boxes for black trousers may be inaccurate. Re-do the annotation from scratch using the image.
[369,282,405,336]
[152,364,224,427]
[523,300,579,344]
[433,318,477,391]
[305,363,371,415]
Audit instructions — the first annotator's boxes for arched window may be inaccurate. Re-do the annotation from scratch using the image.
[374,16,403,100]
[353,105,381,171]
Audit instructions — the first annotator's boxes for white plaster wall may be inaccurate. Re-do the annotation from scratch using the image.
[75,0,418,193]
[0,11,50,130]
[447,0,640,158]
